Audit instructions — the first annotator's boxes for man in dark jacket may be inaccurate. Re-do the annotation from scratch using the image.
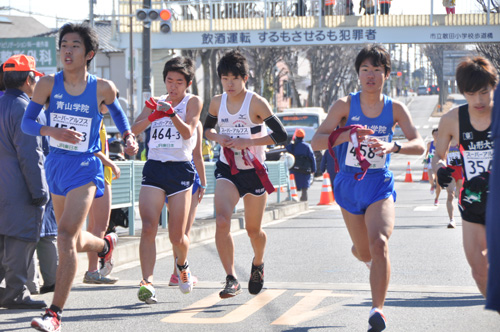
[0,54,49,309]
[286,128,316,201]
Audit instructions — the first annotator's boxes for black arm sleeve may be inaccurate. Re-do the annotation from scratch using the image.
[264,114,288,144]
[203,113,218,133]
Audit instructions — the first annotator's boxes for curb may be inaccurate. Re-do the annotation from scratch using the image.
[75,200,308,279]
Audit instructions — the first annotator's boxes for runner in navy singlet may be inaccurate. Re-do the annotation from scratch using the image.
[434,56,497,298]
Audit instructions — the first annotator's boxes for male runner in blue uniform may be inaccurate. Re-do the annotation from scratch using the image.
[434,56,497,299]
[22,23,138,331]
[312,45,424,332]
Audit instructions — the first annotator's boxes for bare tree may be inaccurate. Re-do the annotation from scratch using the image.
[421,44,465,106]
[280,48,303,108]
[475,0,500,73]
[305,45,359,111]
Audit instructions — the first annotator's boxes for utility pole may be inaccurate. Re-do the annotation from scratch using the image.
[142,0,152,106]
[129,0,135,122]
[89,0,96,75]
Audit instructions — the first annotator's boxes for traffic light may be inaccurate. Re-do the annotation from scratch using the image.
[159,9,171,34]
[136,8,172,33]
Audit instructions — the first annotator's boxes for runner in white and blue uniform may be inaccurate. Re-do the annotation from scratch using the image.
[312,45,425,332]
[434,56,497,299]
[131,56,203,302]
[21,23,138,332]
[165,122,206,288]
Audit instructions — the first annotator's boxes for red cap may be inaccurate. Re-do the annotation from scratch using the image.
[294,128,305,138]
[3,54,44,77]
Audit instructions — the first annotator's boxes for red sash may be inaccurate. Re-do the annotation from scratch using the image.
[223,147,275,194]
[328,125,371,181]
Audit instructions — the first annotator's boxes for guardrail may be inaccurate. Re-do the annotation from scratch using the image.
[110,160,290,235]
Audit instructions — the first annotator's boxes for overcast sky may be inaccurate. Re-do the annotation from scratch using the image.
[0,0,484,29]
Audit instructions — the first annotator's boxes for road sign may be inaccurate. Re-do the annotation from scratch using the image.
[0,37,57,75]
[443,50,475,81]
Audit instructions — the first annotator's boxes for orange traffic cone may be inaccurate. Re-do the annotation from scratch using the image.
[289,174,299,201]
[404,161,413,182]
[421,163,429,182]
[318,173,335,205]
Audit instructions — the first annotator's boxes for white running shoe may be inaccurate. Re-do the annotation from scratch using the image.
[138,280,158,304]
[447,219,456,229]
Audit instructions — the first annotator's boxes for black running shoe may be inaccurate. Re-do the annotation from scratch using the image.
[248,262,264,295]
[219,275,242,299]
[368,308,386,332]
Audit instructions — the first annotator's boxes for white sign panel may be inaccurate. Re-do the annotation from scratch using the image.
[130,25,500,49]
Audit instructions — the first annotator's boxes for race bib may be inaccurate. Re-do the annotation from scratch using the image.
[462,149,493,179]
[49,113,91,152]
[345,135,388,169]
[150,118,181,149]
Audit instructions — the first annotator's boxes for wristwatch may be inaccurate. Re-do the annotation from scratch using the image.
[393,141,402,153]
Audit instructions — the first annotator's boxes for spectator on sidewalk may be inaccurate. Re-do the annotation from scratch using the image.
[0,63,5,98]
[0,54,49,309]
[320,148,338,192]
[27,107,58,296]
[286,128,316,201]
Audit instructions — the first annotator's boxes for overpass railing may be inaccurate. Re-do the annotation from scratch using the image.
[119,0,499,33]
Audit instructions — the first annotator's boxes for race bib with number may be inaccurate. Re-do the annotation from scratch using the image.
[345,135,388,169]
[150,118,182,149]
[462,149,493,179]
[49,113,91,152]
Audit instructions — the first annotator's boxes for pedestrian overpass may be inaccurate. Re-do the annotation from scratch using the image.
[117,0,500,49]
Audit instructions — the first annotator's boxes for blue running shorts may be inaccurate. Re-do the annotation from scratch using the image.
[214,160,267,198]
[334,171,396,215]
[45,153,105,198]
[165,170,200,204]
[142,160,195,197]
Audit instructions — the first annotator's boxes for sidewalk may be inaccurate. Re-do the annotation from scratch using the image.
[76,199,309,278]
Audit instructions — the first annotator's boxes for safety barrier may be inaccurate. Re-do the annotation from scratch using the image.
[110,160,289,235]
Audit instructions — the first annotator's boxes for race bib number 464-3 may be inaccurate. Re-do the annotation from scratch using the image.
[150,119,181,149]
[49,113,91,152]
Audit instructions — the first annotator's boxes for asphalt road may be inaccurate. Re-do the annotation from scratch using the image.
[2,94,499,331]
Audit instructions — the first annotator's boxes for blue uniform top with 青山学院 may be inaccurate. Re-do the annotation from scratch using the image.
[44,72,105,197]
[47,72,102,155]
[333,91,396,215]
